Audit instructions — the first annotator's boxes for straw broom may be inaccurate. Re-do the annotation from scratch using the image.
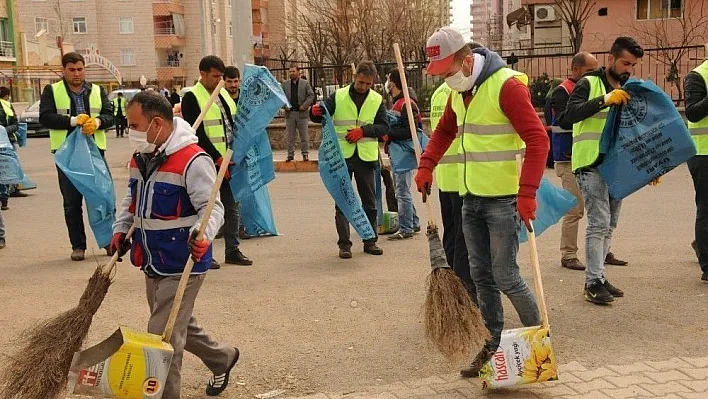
[392,44,489,363]
[0,82,225,399]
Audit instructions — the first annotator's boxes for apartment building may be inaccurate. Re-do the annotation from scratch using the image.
[0,0,17,68]
[17,0,275,90]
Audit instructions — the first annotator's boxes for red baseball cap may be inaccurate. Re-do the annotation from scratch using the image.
[425,27,467,76]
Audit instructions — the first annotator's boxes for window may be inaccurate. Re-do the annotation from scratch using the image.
[35,17,49,34]
[120,49,136,66]
[72,17,87,34]
[119,17,134,34]
[636,0,682,20]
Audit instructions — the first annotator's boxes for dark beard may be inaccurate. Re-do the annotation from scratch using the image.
[608,67,630,85]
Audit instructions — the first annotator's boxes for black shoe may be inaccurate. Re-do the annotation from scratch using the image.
[413,225,421,233]
[605,252,628,266]
[303,154,309,161]
[206,347,240,396]
[584,280,614,304]
[210,259,221,270]
[603,280,624,297]
[460,347,494,378]
[364,244,383,255]
[286,156,294,162]
[225,249,253,266]
[387,231,413,240]
[339,248,352,259]
[561,258,586,270]
[0,204,7,211]
[9,191,27,198]
[238,226,251,240]
[702,271,708,283]
[0,238,5,249]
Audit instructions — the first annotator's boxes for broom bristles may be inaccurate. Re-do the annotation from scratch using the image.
[0,267,113,399]
[424,267,490,364]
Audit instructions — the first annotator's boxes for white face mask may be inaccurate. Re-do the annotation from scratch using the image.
[129,119,161,154]
[384,79,393,93]
[445,62,475,93]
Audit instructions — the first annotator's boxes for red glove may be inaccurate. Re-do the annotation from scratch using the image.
[345,127,364,143]
[311,103,323,116]
[414,167,433,200]
[110,232,131,260]
[215,157,234,180]
[188,230,210,262]
[517,196,537,231]
[381,134,389,143]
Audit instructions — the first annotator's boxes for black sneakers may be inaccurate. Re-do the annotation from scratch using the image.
[206,347,240,396]
[584,280,614,305]
[460,347,494,378]
[604,280,624,297]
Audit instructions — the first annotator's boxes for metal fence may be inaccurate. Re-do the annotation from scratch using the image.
[263,45,706,112]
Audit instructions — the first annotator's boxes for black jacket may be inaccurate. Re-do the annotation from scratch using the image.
[180,90,233,162]
[549,79,576,131]
[309,85,389,140]
[685,71,708,123]
[0,101,18,143]
[388,91,420,142]
[564,68,614,125]
[39,79,115,136]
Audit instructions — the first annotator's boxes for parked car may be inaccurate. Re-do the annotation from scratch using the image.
[19,101,48,137]
[108,88,140,102]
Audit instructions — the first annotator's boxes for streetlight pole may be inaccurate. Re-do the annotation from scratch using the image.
[231,0,254,71]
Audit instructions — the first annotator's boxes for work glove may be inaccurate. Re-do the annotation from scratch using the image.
[604,89,631,106]
[649,177,662,186]
[188,230,210,262]
[311,102,323,116]
[345,127,364,143]
[517,196,537,231]
[110,232,131,260]
[75,113,91,126]
[82,117,100,136]
[215,157,235,180]
[414,166,433,201]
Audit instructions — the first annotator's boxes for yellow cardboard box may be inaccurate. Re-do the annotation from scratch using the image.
[67,326,173,398]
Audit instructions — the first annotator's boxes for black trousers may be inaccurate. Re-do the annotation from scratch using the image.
[116,115,126,136]
[688,155,708,273]
[439,190,478,305]
[57,165,87,250]
[336,152,378,249]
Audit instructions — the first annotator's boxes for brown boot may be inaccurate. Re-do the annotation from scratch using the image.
[71,249,86,261]
[605,252,628,266]
[561,258,585,270]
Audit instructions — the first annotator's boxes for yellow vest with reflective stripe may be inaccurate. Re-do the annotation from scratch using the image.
[332,86,381,162]
[50,81,106,151]
[571,75,608,171]
[0,99,14,118]
[430,82,460,193]
[688,60,708,156]
[190,81,237,156]
[112,97,126,116]
[451,68,526,197]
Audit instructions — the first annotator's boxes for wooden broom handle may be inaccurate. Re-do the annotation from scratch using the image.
[515,154,549,328]
[162,148,233,343]
[191,80,225,131]
[393,43,437,227]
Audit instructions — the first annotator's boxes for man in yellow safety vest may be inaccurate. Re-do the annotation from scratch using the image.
[181,55,252,268]
[685,48,708,284]
[563,37,645,305]
[39,51,114,261]
[415,27,548,377]
[310,61,389,259]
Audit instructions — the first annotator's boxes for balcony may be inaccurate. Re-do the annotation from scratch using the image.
[154,20,186,48]
[0,41,15,61]
[156,61,188,82]
[153,0,184,17]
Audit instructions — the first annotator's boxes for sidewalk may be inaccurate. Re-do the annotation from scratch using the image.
[287,356,708,399]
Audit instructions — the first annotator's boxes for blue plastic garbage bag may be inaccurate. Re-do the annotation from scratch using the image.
[518,177,577,243]
[17,123,27,148]
[17,174,37,190]
[318,106,376,241]
[598,78,696,200]
[240,184,278,236]
[54,128,116,248]
[0,126,23,185]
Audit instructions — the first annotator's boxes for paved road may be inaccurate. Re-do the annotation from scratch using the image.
[0,135,706,399]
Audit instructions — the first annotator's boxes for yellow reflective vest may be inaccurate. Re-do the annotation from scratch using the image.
[331,86,381,162]
[430,82,460,193]
[190,81,237,156]
[688,60,708,156]
[112,97,126,116]
[450,68,526,197]
[571,75,608,171]
[49,81,106,151]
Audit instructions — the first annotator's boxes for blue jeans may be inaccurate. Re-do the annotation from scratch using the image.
[394,170,419,234]
[461,194,541,352]
[576,168,622,285]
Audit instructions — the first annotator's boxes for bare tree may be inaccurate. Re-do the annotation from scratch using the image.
[625,1,708,103]
[552,0,596,53]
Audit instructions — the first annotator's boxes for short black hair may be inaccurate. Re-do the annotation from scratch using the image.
[355,61,377,78]
[387,68,403,91]
[62,52,85,67]
[610,36,644,59]
[224,66,240,79]
[199,55,226,73]
[117,92,124,97]
[0,87,10,98]
[128,91,174,121]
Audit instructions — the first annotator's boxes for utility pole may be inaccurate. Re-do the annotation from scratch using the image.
[231,0,254,71]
